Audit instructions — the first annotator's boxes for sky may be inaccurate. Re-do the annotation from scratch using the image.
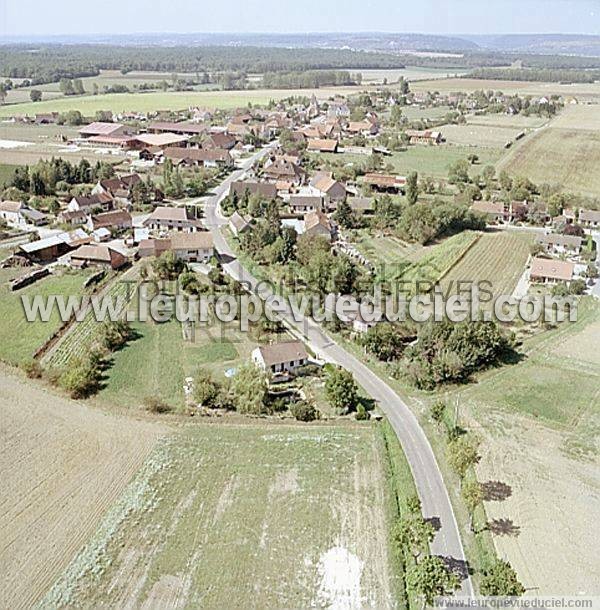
[1,0,600,37]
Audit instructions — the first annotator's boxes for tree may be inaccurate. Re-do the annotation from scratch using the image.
[152,250,185,280]
[480,559,525,596]
[448,159,470,184]
[430,400,446,426]
[324,367,360,414]
[29,89,42,102]
[394,515,435,560]
[359,323,409,361]
[230,363,269,415]
[0,83,7,105]
[193,369,220,408]
[447,435,480,481]
[462,479,484,532]
[408,555,460,608]
[333,199,355,229]
[406,171,419,205]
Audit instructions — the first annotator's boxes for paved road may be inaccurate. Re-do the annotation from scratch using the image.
[202,146,474,596]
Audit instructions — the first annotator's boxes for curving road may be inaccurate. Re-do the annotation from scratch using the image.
[203,147,474,597]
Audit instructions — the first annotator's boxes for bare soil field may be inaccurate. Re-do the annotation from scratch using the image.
[0,365,166,609]
[41,423,396,609]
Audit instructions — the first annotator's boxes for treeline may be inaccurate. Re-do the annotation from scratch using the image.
[467,67,600,83]
[0,45,405,85]
[261,70,360,89]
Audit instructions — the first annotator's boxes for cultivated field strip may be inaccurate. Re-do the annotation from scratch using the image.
[43,266,139,369]
[0,366,165,610]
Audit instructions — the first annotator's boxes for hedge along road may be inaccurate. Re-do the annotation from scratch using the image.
[202,144,474,597]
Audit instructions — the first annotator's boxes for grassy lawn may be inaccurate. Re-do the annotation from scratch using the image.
[43,422,397,610]
[387,145,505,177]
[0,163,20,187]
[0,268,91,365]
[99,318,246,409]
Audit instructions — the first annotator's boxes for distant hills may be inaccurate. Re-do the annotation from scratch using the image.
[3,32,600,57]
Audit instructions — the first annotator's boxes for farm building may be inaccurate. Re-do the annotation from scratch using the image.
[163,147,233,168]
[363,173,406,193]
[307,139,339,153]
[70,245,127,270]
[87,210,133,232]
[79,122,129,139]
[289,194,323,214]
[471,200,508,223]
[405,129,442,145]
[252,341,309,374]
[19,235,73,263]
[308,172,347,208]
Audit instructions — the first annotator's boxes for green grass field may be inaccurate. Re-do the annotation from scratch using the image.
[441,231,534,300]
[0,268,91,365]
[457,297,600,433]
[0,86,361,118]
[0,163,19,188]
[42,422,397,610]
[440,123,526,148]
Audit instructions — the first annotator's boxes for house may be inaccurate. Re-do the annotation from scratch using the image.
[327,102,351,118]
[87,210,133,232]
[79,122,129,139]
[529,257,575,285]
[307,139,339,153]
[470,200,507,223]
[309,172,346,208]
[19,235,73,263]
[203,133,236,150]
[92,227,112,242]
[363,173,406,193]
[251,341,309,374]
[289,195,323,214]
[229,211,252,237]
[67,193,114,214]
[405,130,443,145]
[0,201,26,226]
[346,120,378,136]
[143,206,199,233]
[170,231,214,262]
[304,210,334,241]
[138,232,214,262]
[536,233,583,256]
[229,181,278,201]
[163,147,233,168]
[579,209,600,229]
[57,209,88,226]
[70,245,127,270]
[92,174,142,203]
[262,157,305,185]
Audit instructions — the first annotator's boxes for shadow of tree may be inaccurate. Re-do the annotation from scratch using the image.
[438,554,472,580]
[487,518,520,537]
[481,480,513,502]
[426,516,441,532]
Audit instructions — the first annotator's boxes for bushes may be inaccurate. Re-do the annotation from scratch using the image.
[290,400,320,422]
[21,359,43,379]
[324,366,360,414]
[58,355,102,399]
[402,319,515,390]
[144,396,172,414]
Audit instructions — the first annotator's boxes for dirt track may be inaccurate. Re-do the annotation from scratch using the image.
[0,366,166,609]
